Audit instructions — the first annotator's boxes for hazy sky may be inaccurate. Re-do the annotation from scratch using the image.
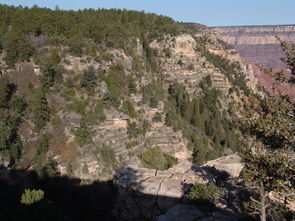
[1,0,295,26]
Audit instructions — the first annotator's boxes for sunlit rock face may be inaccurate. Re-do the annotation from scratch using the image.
[214,25,295,96]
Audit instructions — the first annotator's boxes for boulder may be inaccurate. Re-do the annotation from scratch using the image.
[204,154,243,178]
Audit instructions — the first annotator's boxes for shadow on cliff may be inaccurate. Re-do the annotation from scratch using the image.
[0,164,264,221]
[113,165,258,221]
[0,166,117,221]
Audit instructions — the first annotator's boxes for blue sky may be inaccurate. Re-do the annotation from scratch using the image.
[1,0,295,26]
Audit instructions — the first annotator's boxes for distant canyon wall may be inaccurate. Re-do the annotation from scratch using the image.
[214,25,295,94]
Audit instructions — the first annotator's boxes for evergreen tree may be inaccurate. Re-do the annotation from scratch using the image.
[81,66,97,95]
[0,75,26,162]
[4,31,34,67]
[242,40,295,221]
[32,89,50,131]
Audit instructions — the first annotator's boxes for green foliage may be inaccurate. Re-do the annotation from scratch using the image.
[99,145,117,170]
[20,189,44,205]
[165,80,243,163]
[100,52,114,62]
[149,97,159,108]
[32,157,60,178]
[85,101,106,123]
[66,97,88,115]
[197,46,250,96]
[0,75,11,108]
[3,31,34,67]
[143,38,159,72]
[40,60,61,90]
[50,48,61,65]
[139,146,178,170]
[81,66,97,95]
[0,4,183,68]
[0,75,26,161]
[103,91,121,108]
[152,112,162,122]
[125,141,139,149]
[126,121,141,138]
[243,147,295,193]
[68,35,84,57]
[121,100,137,118]
[127,78,137,94]
[142,119,151,136]
[142,80,165,105]
[32,89,51,131]
[37,134,51,155]
[187,183,221,204]
[240,41,295,220]
[73,118,91,147]
[104,64,126,98]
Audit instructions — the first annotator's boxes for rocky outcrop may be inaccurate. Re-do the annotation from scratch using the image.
[150,34,232,94]
[113,162,211,220]
[113,162,245,220]
[204,154,243,178]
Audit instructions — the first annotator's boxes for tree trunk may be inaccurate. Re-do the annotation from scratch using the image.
[260,181,267,221]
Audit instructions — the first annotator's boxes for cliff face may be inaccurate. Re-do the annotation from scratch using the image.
[1,28,255,181]
[214,25,295,95]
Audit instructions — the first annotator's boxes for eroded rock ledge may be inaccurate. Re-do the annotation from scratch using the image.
[113,158,244,220]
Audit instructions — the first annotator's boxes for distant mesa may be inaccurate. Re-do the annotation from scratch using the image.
[213,25,295,96]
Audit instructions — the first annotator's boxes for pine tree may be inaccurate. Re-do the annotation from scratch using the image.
[242,40,295,221]
[32,89,50,131]
[81,66,97,95]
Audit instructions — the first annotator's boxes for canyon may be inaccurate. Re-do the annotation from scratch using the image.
[214,25,295,95]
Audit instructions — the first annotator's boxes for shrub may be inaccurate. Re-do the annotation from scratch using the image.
[128,78,137,94]
[20,189,44,205]
[4,31,34,67]
[100,52,114,61]
[68,36,84,57]
[81,66,97,95]
[125,141,139,149]
[122,100,137,118]
[152,112,162,122]
[127,121,141,138]
[139,146,177,170]
[73,119,91,147]
[142,119,151,135]
[37,134,51,155]
[104,64,126,97]
[142,80,165,105]
[187,183,221,204]
[103,91,121,108]
[99,145,117,169]
[149,97,158,108]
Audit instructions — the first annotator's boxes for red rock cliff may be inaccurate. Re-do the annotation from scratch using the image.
[214,25,295,95]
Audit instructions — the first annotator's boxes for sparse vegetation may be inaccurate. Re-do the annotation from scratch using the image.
[139,146,178,170]
[188,183,221,204]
